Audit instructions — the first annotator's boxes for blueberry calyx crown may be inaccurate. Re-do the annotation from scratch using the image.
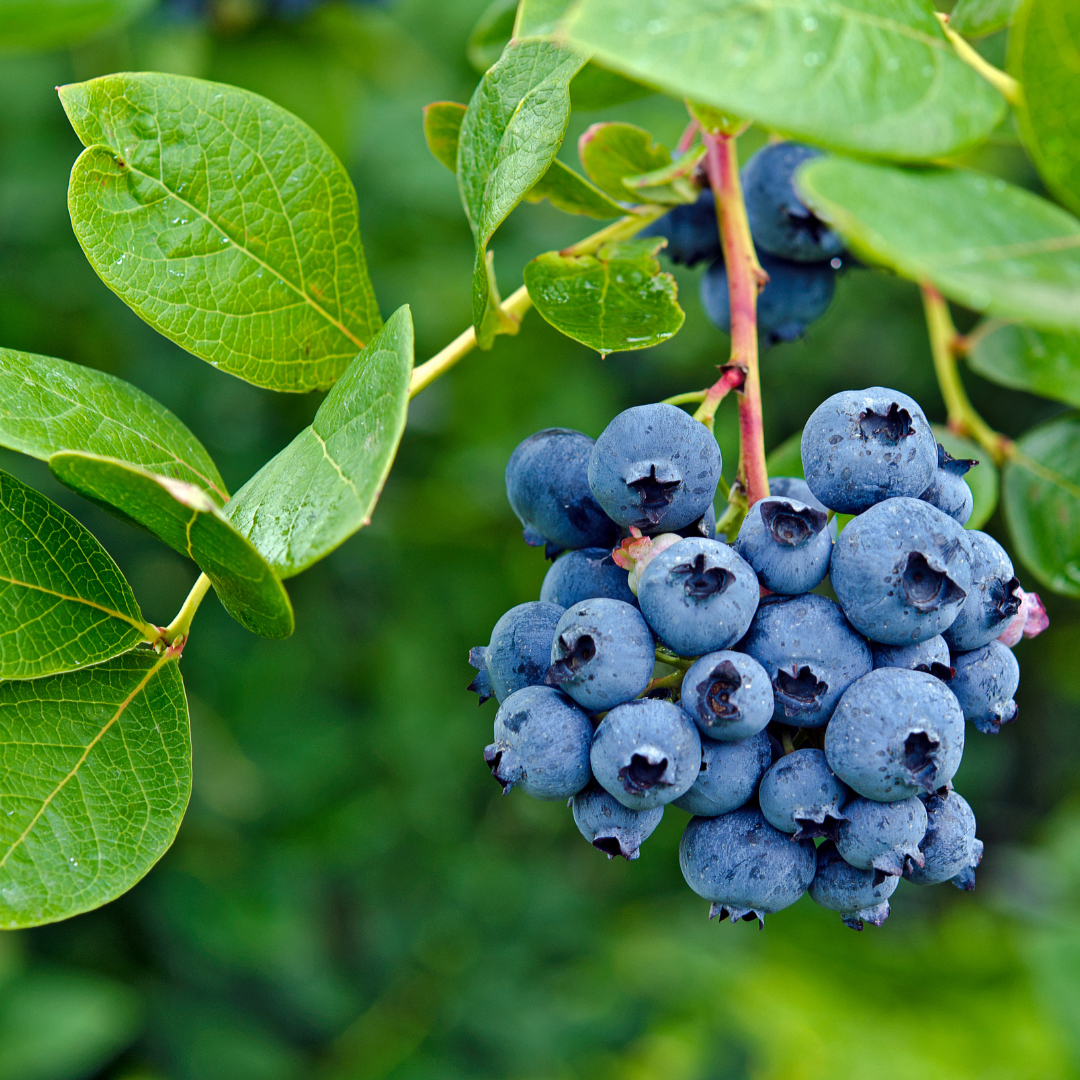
[483,744,512,794]
[627,464,682,524]
[774,665,828,708]
[903,730,941,793]
[792,813,846,843]
[783,200,831,244]
[901,552,967,612]
[915,661,956,682]
[992,575,1023,620]
[759,499,828,547]
[545,633,596,685]
[701,660,743,720]
[938,442,978,476]
[858,403,914,445]
[671,552,735,599]
[467,646,493,704]
[618,753,670,794]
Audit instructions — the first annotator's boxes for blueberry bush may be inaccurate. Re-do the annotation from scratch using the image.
[0,0,1079,1053]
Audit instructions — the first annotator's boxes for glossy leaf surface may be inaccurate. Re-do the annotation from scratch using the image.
[61,72,382,393]
[970,323,1080,407]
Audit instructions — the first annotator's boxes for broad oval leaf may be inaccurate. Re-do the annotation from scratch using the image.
[457,40,586,346]
[1002,415,1080,596]
[48,453,294,640]
[0,0,151,53]
[932,426,999,530]
[579,122,671,202]
[60,72,382,393]
[225,305,413,578]
[0,651,189,929]
[950,0,1022,36]
[1009,0,1080,216]
[0,348,226,501]
[969,323,1080,407]
[523,239,684,354]
[798,158,1080,331]
[564,0,1005,161]
[0,470,153,680]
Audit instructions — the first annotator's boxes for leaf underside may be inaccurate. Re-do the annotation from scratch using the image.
[226,305,414,579]
[0,470,150,680]
[0,651,190,929]
[49,453,294,640]
[60,72,382,393]
[564,0,1005,160]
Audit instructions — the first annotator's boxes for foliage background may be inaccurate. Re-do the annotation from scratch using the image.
[2,1,1080,1077]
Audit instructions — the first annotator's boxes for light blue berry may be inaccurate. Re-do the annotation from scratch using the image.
[941,531,1021,652]
[949,640,1019,734]
[469,601,564,705]
[679,650,774,742]
[540,548,637,609]
[809,841,898,930]
[734,495,832,594]
[571,782,664,860]
[835,794,928,877]
[904,791,983,890]
[673,729,772,817]
[758,748,849,839]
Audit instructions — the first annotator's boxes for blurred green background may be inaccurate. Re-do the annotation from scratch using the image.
[2,2,1080,1077]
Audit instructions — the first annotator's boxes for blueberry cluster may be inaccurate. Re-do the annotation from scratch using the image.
[642,142,847,345]
[471,389,1043,929]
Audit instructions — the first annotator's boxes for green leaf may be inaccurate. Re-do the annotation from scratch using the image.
[423,101,466,173]
[467,0,517,71]
[60,72,382,394]
[48,454,294,640]
[523,238,684,354]
[564,0,1006,161]
[0,0,152,53]
[0,651,189,929]
[1009,0,1080,216]
[950,0,1022,36]
[932,425,999,530]
[621,144,706,203]
[514,0,572,37]
[0,470,152,681]
[579,122,671,202]
[457,39,587,347]
[969,323,1080,407]
[523,160,625,218]
[1002,415,1080,596]
[225,306,414,579]
[0,347,227,502]
[798,158,1080,331]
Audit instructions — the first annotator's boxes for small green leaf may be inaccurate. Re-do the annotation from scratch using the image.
[60,72,382,394]
[0,347,227,502]
[932,425,999,530]
[0,651,189,929]
[621,143,706,204]
[1002,415,1080,596]
[523,238,684,354]
[765,432,805,479]
[798,159,1080,331]
[579,122,672,202]
[457,39,587,347]
[48,454,294,640]
[1009,0,1080,216]
[564,0,1005,161]
[950,0,1022,36]
[467,0,518,71]
[0,0,152,53]
[524,160,625,218]
[0,470,152,680]
[225,306,414,579]
[423,101,466,173]
[969,323,1080,407]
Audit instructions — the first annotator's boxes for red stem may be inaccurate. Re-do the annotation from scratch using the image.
[676,119,700,153]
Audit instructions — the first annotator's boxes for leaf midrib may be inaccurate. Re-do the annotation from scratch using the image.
[0,573,152,637]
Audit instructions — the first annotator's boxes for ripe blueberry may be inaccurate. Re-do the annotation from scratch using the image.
[919,443,977,525]
[835,794,928,877]
[872,635,954,681]
[809,840,898,931]
[679,650,774,742]
[734,495,832,594]
[540,548,637,609]
[468,601,565,705]
[673,729,772,817]
[758,748,850,840]
[571,781,664,860]
[904,790,983,890]
[941,531,1021,652]
[948,640,1019,734]
[639,188,720,267]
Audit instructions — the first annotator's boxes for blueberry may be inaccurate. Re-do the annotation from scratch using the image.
[590,698,701,810]
[904,790,984,890]
[468,601,565,705]
[801,388,938,513]
[540,548,637,609]
[824,668,965,801]
[872,635,954,681]
[948,640,1019,734]
[679,650,774,741]
[700,250,836,346]
[809,840,898,930]
[758,748,850,840]
[941,531,1021,652]
[506,428,616,556]
[734,495,832,594]
[638,188,720,267]
[546,599,654,712]
[673,729,772,817]
[769,476,837,537]
[588,404,722,532]
[679,808,817,926]
[674,501,717,540]
[637,538,759,657]
[483,685,593,800]
[835,794,928,877]
[738,593,872,728]
[919,443,977,525]
[830,497,974,645]
[571,781,664,860]
[741,142,845,263]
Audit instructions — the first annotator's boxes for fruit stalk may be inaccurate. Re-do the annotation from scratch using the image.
[692,364,745,430]
[700,130,770,506]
